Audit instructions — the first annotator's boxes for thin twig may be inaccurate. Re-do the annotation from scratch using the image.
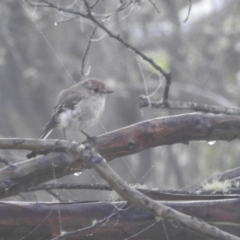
[139,96,240,115]
[26,0,171,101]
[54,15,80,25]
[46,189,65,202]
[83,0,169,78]
[83,0,171,101]
[52,202,129,240]
[90,0,101,9]
[81,27,97,75]
[26,183,112,192]
[77,144,240,240]
[184,0,192,23]
[26,0,88,17]
[148,0,160,14]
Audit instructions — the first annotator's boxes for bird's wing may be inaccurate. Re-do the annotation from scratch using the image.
[39,116,58,139]
[56,90,84,110]
[55,91,84,111]
[39,92,84,139]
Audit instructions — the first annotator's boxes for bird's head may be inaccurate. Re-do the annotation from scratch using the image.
[82,78,113,96]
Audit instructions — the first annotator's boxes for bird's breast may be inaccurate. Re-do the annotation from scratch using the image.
[58,96,106,131]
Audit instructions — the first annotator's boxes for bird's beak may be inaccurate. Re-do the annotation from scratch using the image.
[103,88,114,94]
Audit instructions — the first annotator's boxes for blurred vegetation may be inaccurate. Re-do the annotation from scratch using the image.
[0,0,239,200]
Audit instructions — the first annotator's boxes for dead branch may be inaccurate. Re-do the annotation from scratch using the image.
[0,199,240,239]
[26,182,240,201]
[76,144,240,240]
[139,96,240,115]
[0,113,240,198]
[26,0,172,101]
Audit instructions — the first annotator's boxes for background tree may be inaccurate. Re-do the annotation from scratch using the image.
[0,0,240,239]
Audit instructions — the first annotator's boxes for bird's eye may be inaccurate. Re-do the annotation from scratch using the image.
[93,87,99,93]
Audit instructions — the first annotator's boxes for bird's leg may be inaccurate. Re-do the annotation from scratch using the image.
[81,130,96,142]
[26,151,37,159]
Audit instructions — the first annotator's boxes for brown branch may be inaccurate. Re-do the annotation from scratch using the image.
[1,113,240,157]
[0,114,240,236]
[77,144,240,240]
[1,199,240,239]
[0,201,145,239]
[0,113,240,198]
[52,202,130,240]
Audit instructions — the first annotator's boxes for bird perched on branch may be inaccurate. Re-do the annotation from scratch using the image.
[27,78,113,158]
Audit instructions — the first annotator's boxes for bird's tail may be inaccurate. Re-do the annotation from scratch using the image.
[40,117,58,139]
[26,117,58,158]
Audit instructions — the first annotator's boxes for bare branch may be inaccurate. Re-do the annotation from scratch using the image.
[26,183,240,201]
[184,166,240,191]
[77,144,240,240]
[1,113,240,198]
[83,0,169,77]
[26,0,88,17]
[27,183,112,192]
[46,189,66,202]
[81,27,97,76]
[148,0,161,14]
[51,201,129,240]
[26,0,172,101]
[83,0,171,101]
[1,200,240,239]
[139,96,240,115]
[184,0,192,23]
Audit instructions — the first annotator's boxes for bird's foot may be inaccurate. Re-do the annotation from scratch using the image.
[26,151,37,159]
[81,131,96,143]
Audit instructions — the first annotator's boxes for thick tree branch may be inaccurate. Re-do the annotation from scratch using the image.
[2,113,240,159]
[0,113,240,198]
[75,144,240,240]
[1,199,240,239]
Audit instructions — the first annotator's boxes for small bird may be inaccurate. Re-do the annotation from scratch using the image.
[27,78,113,158]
